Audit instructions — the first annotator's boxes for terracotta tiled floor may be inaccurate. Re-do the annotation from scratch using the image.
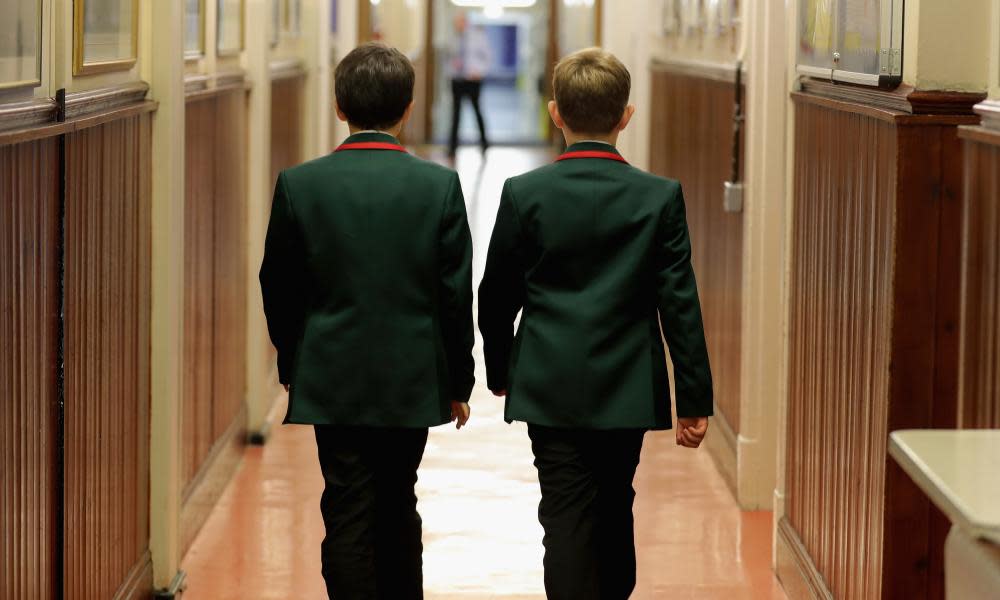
[180,147,787,599]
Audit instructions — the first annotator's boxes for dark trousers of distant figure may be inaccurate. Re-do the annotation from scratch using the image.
[528,424,646,600]
[449,78,489,156]
[314,425,429,600]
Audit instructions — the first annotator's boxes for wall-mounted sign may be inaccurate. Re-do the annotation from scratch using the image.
[797,0,903,87]
[0,0,42,89]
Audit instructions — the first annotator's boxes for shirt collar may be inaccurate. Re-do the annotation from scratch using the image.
[343,131,401,145]
[564,141,623,156]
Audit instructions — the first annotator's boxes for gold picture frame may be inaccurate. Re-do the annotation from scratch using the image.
[0,0,44,90]
[217,0,246,56]
[185,0,206,61]
[73,0,140,76]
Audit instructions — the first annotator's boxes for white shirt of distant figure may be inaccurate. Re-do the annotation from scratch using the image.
[449,15,492,80]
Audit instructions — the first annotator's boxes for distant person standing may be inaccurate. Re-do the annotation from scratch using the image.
[448,13,491,159]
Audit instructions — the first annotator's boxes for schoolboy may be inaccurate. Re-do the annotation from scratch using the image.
[478,47,714,600]
[259,42,475,600]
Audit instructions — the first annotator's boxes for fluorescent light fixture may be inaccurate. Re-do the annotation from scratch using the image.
[451,0,537,7]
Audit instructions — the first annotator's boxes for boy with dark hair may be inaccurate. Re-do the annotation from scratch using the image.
[259,42,475,600]
[478,47,714,600]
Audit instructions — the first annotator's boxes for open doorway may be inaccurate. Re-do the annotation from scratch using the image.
[431,0,552,148]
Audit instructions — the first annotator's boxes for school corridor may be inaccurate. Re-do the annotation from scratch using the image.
[177,148,785,599]
[4,0,1000,599]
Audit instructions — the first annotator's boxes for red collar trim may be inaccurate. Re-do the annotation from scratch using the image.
[335,142,408,153]
[556,150,628,163]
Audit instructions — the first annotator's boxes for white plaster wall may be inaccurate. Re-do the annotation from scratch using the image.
[903,0,992,92]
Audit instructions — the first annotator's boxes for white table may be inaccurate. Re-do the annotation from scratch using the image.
[889,429,1000,599]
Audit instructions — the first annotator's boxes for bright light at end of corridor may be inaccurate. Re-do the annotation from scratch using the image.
[450,0,538,8]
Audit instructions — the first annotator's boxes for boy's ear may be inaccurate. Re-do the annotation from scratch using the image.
[547,100,564,130]
[334,99,348,124]
[617,105,637,133]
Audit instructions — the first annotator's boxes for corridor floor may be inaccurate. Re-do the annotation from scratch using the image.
[179,147,787,599]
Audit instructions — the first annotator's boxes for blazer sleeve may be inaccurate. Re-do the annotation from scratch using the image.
[438,173,476,403]
[656,182,714,418]
[478,179,526,393]
[259,172,309,385]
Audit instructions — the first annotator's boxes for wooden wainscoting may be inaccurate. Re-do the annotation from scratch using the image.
[958,122,1000,429]
[271,71,305,184]
[778,91,972,600]
[63,111,154,599]
[181,84,250,553]
[0,138,61,600]
[648,62,744,490]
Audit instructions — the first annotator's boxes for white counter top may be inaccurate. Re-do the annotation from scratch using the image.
[889,430,1000,545]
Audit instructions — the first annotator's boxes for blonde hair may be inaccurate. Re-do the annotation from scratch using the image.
[552,48,631,135]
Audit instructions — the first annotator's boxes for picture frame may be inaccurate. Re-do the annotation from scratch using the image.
[0,0,43,90]
[73,0,139,76]
[661,0,680,35]
[185,0,206,60]
[217,0,245,56]
[285,0,302,36]
[271,0,281,47]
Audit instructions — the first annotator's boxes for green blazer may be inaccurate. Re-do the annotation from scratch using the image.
[478,142,713,430]
[259,132,475,427]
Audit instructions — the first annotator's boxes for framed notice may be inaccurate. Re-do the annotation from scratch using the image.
[796,0,903,87]
[661,0,680,34]
[271,0,281,47]
[286,0,302,36]
[217,0,245,56]
[0,0,42,89]
[74,0,139,76]
[185,0,205,60]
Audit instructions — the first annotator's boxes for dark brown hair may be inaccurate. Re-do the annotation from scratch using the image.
[552,48,631,135]
[334,42,415,130]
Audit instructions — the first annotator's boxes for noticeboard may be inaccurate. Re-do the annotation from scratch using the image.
[797,0,904,87]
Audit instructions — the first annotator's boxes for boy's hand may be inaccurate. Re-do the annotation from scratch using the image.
[676,417,709,449]
[283,384,289,393]
[492,389,507,397]
[451,401,471,430]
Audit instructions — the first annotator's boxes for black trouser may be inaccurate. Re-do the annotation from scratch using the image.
[449,78,489,155]
[527,424,646,600]
[314,425,429,600]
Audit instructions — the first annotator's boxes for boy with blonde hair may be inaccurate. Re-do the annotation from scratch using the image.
[479,48,714,600]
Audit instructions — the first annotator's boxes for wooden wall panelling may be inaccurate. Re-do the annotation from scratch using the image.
[0,138,60,600]
[958,126,1000,429]
[647,67,744,439]
[779,92,970,600]
[180,87,250,553]
[63,113,154,599]
[212,89,249,441]
[267,75,305,374]
[271,75,305,184]
[184,94,217,493]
